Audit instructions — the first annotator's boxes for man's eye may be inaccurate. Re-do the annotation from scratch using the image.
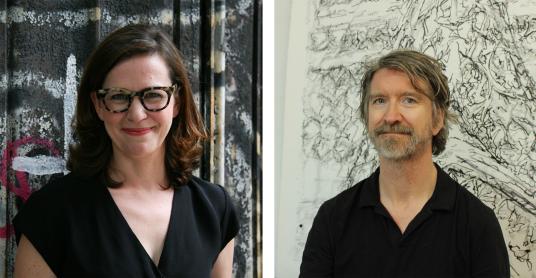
[371,98,386,104]
[402,97,417,104]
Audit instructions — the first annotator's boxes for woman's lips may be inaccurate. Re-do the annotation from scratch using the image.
[121,127,152,136]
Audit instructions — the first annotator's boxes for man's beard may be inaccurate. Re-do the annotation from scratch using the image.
[369,123,431,161]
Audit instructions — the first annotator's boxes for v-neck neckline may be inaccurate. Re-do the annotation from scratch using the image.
[101,183,177,270]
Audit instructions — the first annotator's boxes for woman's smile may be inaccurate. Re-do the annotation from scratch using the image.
[121,127,153,136]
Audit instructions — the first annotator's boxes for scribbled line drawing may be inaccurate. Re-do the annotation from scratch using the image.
[299,0,536,275]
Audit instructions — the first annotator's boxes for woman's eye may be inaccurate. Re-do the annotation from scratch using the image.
[109,93,130,102]
[144,91,165,100]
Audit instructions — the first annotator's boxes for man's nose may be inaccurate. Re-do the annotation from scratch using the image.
[383,103,403,124]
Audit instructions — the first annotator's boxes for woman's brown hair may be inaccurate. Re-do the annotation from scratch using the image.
[67,24,207,188]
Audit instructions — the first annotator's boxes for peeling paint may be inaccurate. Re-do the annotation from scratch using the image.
[238,110,253,136]
[0,10,6,24]
[235,0,253,16]
[17,108,57,138]
[4,7,174,28]
[101,9,174,26]
[64,54,77,166]
[226,132,254,277]
[12,71,65,99]
[216,8,226,22]
[12,155,65,175]
[7,7,100,27]
[180,12,200,26]
[0,74,7,91]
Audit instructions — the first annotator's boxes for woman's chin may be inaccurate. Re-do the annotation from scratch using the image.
[115,144,164,160]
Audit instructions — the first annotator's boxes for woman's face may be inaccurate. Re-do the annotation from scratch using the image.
[92,54,178,160]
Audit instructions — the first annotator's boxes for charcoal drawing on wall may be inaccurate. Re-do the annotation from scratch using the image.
[280,0,535,277]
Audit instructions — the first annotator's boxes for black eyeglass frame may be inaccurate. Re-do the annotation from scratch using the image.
[96,84,178,113]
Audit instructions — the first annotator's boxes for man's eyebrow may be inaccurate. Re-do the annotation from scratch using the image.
[401,91,425,98]
[405,90,434,100]
[369,91,385,97]
[369,90,429,98]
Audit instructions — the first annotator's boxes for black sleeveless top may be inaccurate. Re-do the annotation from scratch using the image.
[13,173,239,277]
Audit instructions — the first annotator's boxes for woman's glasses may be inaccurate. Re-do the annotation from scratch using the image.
[96,84,177,113]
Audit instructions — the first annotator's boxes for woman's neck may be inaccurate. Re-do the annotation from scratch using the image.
[108,148,169,190]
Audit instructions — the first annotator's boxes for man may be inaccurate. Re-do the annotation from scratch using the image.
[300,50,510,278]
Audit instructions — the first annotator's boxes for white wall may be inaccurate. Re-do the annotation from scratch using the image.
[275,0,292,276]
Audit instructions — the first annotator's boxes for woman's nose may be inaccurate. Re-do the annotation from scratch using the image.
[126,97,148,121]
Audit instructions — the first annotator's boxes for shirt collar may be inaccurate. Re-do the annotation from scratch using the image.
[427,163,456,211]
[357,163,456,211]
[358,168,380,208]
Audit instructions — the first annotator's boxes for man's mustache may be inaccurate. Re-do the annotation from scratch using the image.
[373,124,413,135]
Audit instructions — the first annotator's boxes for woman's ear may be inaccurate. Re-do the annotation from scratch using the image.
[91,92,104,120]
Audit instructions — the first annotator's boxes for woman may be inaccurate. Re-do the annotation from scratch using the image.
[13,24,238,277]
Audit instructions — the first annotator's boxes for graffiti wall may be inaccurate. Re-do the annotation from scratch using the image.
[278,0,535,277]
[0,1,261,277]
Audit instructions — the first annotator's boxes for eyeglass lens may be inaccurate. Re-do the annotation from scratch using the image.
[103,88,171,112]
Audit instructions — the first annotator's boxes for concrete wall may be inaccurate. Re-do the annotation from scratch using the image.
[0,1,261,277]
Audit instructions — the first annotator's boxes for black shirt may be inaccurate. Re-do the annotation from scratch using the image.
[13,173,239,277]
[300,165,510,278]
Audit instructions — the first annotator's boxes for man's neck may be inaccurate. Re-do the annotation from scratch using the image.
[378,153,437,206]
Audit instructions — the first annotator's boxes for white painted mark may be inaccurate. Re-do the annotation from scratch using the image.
[0,10,6,24]
[7,7,100,28]
[237,0,253,16]
[214,51,226,73]
[180,12,200,26]
[5,6,174,27]
[101,8,174,26]
[160,9,173,25]
[0,74,7,91]
[12,155,65,175]
[64,54,77,172]
[12,70,65,98]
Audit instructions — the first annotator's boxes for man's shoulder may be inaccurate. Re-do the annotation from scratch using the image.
[318,176,370,218]
[456,182,497,219]
[439,167,498,222]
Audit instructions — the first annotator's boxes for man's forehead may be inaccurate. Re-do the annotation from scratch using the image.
[370,68,434,99]
[369,90,427,98]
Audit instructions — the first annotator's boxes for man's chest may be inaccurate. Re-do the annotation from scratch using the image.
[332,211,469,277]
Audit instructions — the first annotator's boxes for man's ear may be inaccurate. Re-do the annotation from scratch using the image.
[91,92,104,120]
[432,108,444,136]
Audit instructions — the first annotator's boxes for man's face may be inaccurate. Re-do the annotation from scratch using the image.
[367,68,443,161]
